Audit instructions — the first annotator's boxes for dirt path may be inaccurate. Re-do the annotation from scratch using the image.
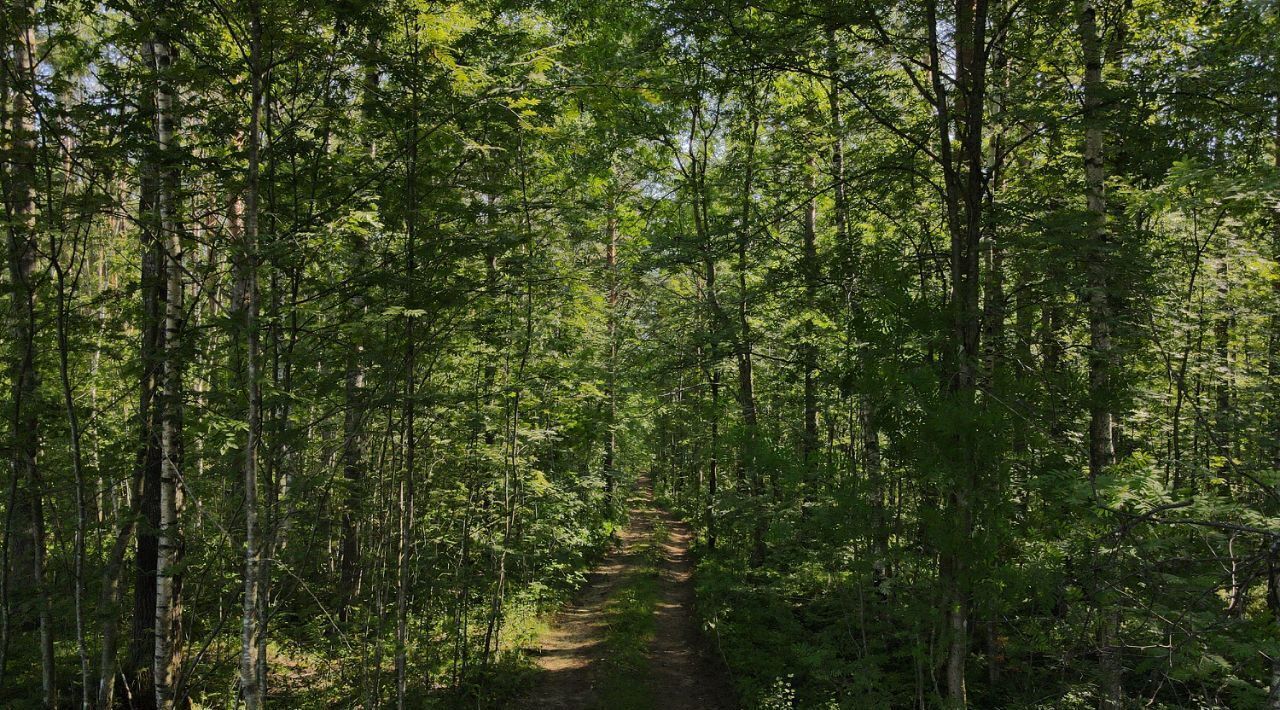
[519,482,736,709]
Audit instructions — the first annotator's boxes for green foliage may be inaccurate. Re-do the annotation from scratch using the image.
[4,0,1280,707]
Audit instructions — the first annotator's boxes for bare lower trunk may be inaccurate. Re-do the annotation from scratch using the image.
[1214,255,1232,490]
[706,369,719,550]
[395,472,414,709]
[862,401,886,564]
[1269,539,1280,708]
[239,8,266,706]
[338,291,365,623]
[97,509,138,709]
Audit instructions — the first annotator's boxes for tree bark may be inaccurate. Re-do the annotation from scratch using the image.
[53,230,92,709]
[97,498,140,709]
[736,84,766,567]
[801,155,819,496]
[603,196,619,509]
[337,55,378,626]
[707,368,720,551]
[395,27,420,706]
[129,33,166,710]
[3,0,54,701]
[1270,67,1280,475]
[1080,0,1116,482]
[150,31,185,710]
[1213,255,1232,487]
[1267,44,1280,710]
[1079,3,1128,705]
[925,0,991,702]
[239,5,266,705]
[1270,537,1280,709]
[335,266,364,625]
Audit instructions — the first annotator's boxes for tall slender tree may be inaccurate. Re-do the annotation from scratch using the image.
[3,0,53,701]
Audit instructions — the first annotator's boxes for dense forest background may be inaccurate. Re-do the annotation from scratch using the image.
[2,0,1279,707]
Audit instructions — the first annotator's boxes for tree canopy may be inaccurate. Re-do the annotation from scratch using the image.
[2,0,1279,707]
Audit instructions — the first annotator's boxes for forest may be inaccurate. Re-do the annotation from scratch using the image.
[1,0,1279,707]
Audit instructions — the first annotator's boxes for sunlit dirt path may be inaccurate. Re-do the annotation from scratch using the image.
[518,481,736,709]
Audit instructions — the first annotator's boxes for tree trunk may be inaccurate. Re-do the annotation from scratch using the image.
[925,0,991,702]
[4,0,54,701]
[737,86,766,567]
[604,198,619,509]
[1269,538,1280,709]
[150,32,185,710]
[129,34,166,710]
[1213,255,1232,489]
[1267,47,1280,710]
[337,52,379,628]
[97,500,140,709]
[239,6,266,706]
[801,155,819,498]
[828,25,887,569]
[395,29,420,705]
[1080,0,1117,482]
[54,237,92,708]
[707,368,719,551]
[826,26,848,261]
[1079,2,1127,705]
[336,261,366,625]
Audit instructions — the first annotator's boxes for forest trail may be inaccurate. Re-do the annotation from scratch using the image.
[518,480,736,709]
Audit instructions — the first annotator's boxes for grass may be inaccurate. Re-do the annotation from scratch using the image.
[595,517,667,710]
